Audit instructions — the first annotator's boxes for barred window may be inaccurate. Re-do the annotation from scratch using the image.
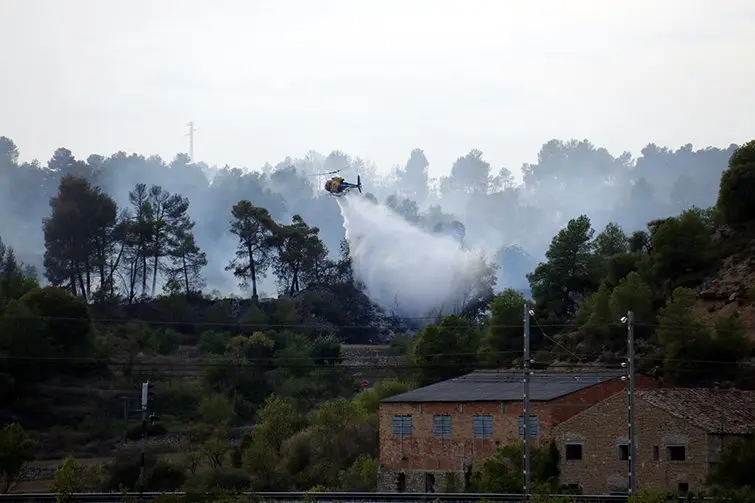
[473,414,493,438]
[392,415,412,436]
[518,415,539,437]
[433,415,452,436]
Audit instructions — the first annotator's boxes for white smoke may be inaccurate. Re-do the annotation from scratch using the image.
[337,194,490,320]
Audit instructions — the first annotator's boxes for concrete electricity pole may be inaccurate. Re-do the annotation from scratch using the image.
[622,311,637,494]
[523,304,531,498]
[138,380,156,495]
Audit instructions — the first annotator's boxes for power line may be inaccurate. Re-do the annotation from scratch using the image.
[0,347,751,366]
[1,312,753,334]
[0,350,751,368]
[1,313,573,326]
[529,313,581,360]
[0,356,618,370]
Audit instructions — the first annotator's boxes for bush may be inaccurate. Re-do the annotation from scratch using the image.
[103,453,184,492]
[152,380,202,423]
[184,468,252,492]
[125,422,167,441]
[151,329,182,355]
[147,460,186,491]
[104,452,157,491]
[51,456,103,500]
[198,331,233,355]
[627,488,677,503]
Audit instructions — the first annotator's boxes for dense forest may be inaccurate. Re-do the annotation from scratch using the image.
[0,135,754,496]
[0,136,739,299]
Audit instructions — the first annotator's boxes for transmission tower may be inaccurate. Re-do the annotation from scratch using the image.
[186,122,195,160]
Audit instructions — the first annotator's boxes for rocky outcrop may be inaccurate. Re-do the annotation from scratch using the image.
[695,235,755,332]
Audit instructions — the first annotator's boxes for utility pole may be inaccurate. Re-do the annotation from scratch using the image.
[138,380,155,496]
[624,311,637,495]
[186,122,195,160]
[139,381,148,496]
[122,397,129,444]
[523,304,531,498]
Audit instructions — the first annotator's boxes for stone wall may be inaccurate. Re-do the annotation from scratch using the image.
[552,393,718,493]
[341,345,408,381]
[341,346,406,367]
[377,467,464,493]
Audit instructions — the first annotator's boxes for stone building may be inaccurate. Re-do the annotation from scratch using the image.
[377,369,660,492]
[552,388,755,494]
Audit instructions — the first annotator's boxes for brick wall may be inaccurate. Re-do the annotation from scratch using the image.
[552,392,720,494]
[377,376,660,492]
[378,401,553,472]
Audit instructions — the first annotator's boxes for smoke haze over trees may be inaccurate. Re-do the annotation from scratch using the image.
[0,135,740,303]
[1,136,755,494]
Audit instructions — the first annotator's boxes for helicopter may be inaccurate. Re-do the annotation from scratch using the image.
[324,175,362,196]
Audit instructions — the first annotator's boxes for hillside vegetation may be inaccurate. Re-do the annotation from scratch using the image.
[0,138,754,495]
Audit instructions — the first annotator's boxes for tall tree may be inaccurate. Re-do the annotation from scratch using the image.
[483,289,528,367]
[121,184,153,301]
[145,185,191,297]
[527,215,597,318]
[0,239,38,312]
[43,175,118,299]
[269,215,327,296]
[395,148,429,204]
[167,230,207,294]
[649,208,713,291]
[227,201,275,302]
[593,222,629,258]
[47,147,94,181]
[656,287,713,384]
[717,139,755,225]
[412,315,481,386]
[440,149,492,197]
[161,190,205,295]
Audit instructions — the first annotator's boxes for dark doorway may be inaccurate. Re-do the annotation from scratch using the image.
[425,473,436,493]
[397,472,406,492]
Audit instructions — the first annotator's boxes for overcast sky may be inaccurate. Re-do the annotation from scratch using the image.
[1,0,754,180]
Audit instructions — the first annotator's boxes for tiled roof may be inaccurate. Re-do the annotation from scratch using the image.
[381,370,625,403]
[638,388,755,435]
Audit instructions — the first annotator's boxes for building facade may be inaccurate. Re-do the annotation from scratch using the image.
[377,370,659,492]
[552,388,755,494]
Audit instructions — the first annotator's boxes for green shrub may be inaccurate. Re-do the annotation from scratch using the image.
[151,329,182,355]
[148,460,186,491]
[628,488,677,503]
[104,452,157,491]
[198,331,233,355]
[184,468,251,492]
[152,380,202,423]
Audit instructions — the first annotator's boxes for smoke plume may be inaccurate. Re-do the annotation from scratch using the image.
[337,194,489,319]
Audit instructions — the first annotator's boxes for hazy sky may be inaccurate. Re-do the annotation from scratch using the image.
[2,0,754,180]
